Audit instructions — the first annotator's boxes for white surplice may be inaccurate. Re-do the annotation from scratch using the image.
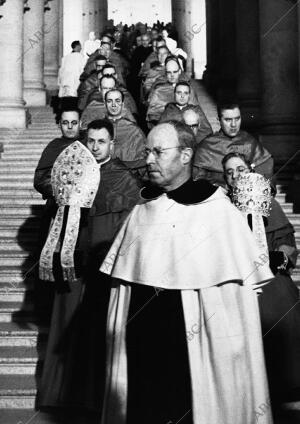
[100,187,274,424]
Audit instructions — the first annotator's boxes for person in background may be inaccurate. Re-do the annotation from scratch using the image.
[146,57,200,127]
[193,103,274,186]
[222,151,300,408]
[58,41,86,109]
[104,88,145,163]
[37,118,141,418]
[83,31,101,59]
[159,82,212,141]
[77,54,107,111]
[162,28,177,53]
[183,107,213,145]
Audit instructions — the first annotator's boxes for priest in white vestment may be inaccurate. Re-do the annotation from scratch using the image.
[99,121,274,424]
[83,31,101,58]
[58,41,86,98]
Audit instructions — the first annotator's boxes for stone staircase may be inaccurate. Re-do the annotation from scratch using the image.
[0,107,59,417]
[0,105,299,423]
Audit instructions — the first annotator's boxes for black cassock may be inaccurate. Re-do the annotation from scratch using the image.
[37,158,141,412]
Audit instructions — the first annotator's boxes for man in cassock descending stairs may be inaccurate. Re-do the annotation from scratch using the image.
[34,117,141,415]
[100,120,274,424]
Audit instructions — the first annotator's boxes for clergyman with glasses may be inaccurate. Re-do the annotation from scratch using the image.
[193,102,274,186]
[100,120,274,424]
[33,107,84,323]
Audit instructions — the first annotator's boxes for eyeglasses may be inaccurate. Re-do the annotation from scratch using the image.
[188,124,199,130]
[225,166,248,177]
[142,146,184,159]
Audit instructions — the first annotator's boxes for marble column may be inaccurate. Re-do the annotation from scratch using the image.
[203,0,220,94]
[99,0,108,35]
[0,0,26,128]
[58,0,64,66]
[190,0,207,79]
[259,0,300,159]
[94,0,100,38]
[82,0,95,43]
[173,0,193,78]
[63,0,83,56]
[23,0,46,106]
[217,0,237,100]
[236,0,261,129]
[44,0,60,92]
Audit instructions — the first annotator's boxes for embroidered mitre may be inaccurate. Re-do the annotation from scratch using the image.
[231,173,272,255]
[39,141,100,282]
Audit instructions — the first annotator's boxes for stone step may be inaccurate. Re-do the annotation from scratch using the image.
[2,154,43,160]
[275,193,286,203]
[0,267,36,287]
[0,375,36,408]
[0,175,36,182]
[0,345,44,360]
[0,288,33,303]
[0,301,35,323]
[0,358,40,376]
[0,216,40,227]
[292,268,300,282]
[0,252,36,267]
[1,140,54,147]
[0,225,39,238]
[2,132,58,137]
[0,160,39,166]
[0,169,36,176]
[280,203,293,213]
[276,184,289,193]
[286,213,300,222]
[0,279,34,292]
[0,189,41,197]
[0,322,48,347]
[0,175,34,181]
[3,147,46,154]
[0,198,44,206]
[0,239,37,252]
[0,206,43,215]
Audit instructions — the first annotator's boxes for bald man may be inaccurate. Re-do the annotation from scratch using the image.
[183,107,212,145]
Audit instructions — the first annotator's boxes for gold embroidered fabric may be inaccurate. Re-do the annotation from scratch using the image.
[39,141,100,282]
[39,206,65,282]
[232,173,272,256]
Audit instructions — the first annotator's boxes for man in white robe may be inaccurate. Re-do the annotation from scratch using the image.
[58,41,86,98]
[99,121,274,424]
[83,31,101,58]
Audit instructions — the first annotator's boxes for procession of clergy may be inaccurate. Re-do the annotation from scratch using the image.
[33,22,300,424]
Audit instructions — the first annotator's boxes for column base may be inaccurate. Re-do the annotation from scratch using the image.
[24,89,46,107]
[0,106,27,129]
[44,75,59,91]
[44,67,59,91]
